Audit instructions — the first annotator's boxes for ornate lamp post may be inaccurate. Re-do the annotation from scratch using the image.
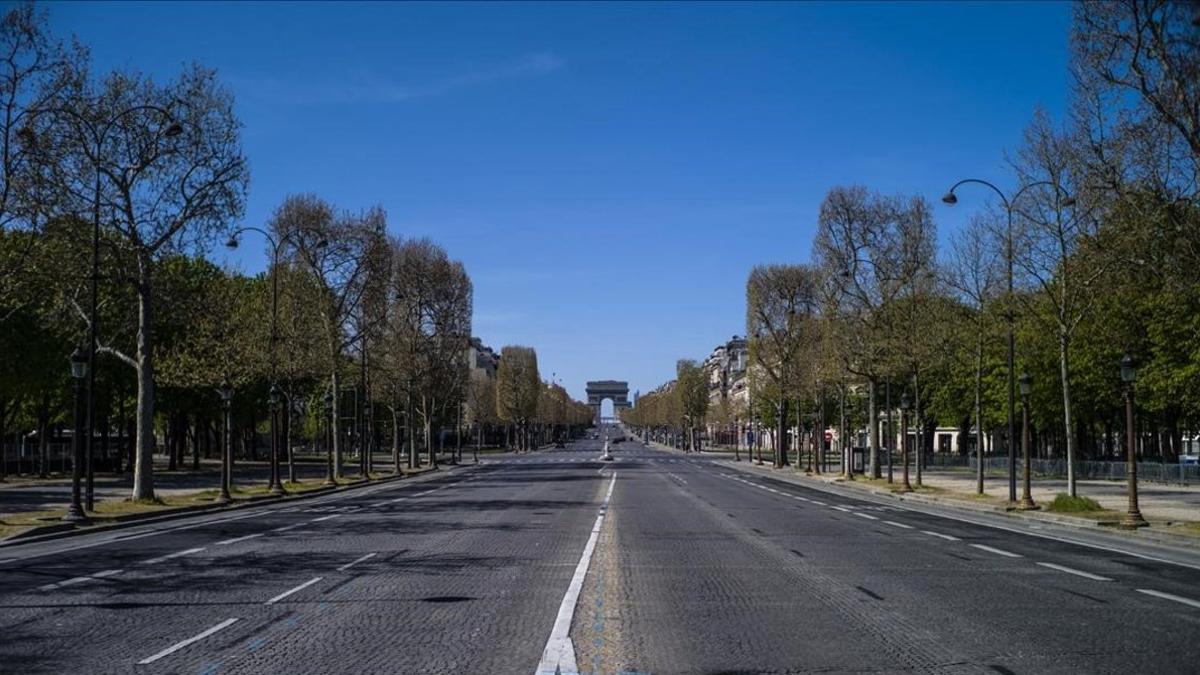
[64,346,90,523]
[268,384,284,495]
[217,379,234,504]
[1017,372,1038,510]
[943,179,1073,502]
[324,391,336,486]
[1120,355,1148,529]
[899,391,913,492]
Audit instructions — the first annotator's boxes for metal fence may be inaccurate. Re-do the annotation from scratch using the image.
[920,452,1200,484]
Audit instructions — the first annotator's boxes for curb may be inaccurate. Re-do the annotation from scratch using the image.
[0,464,456,549]
[716,459,1200,552]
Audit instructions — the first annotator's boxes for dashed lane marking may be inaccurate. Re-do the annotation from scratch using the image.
[141,547,205,565]
[922,530,960,541]
[310,514,340,523]
[853,512,879,521]
[38,568,122,592]
[970,544,1022,558]
[272,523,303,532]
[266,577,324,605]
[1136,588,1200,610]
[337,553,377,572]
[215,533,264,546]
[1036,562,1112,581]
[883,520,914,530]
[137,618,240,665]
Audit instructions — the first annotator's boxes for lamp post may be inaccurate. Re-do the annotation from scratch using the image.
[899,391,913,493]
[323,391,336,486]
[1120,355,1148,529]
[1017,372,1038,511]
[64,346,90,523]
[267,384,284,495]
[217,379,233,504]
[26,104,182,513]
[943,178,1073,503]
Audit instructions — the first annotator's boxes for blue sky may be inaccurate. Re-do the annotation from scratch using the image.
[47,1,1071,402]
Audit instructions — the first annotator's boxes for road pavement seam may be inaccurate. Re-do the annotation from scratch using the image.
[535,471,618,675]
[266,576,324,605]
[141,547,205,565]
[969,544,1022,558]
[1036,562,1112,581]
[1136,588,1200,609]
[137,617,241,665]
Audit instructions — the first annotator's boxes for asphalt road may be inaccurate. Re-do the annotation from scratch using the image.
[1,433,1199,674]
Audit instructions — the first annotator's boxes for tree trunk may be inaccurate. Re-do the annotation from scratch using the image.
[331,370,342,479]
[975,341,984,494]
[868,378,880,478]
[1059,331,1077,497]
[131,278,157,502]
[391,406,402,474]
[775,399,788,468]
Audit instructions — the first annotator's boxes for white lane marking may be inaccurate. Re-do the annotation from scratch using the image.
[883,520,914,530]
[215,533,264,546]
[831,506,851,513]
[311,514,340,522]
[854,512,879,521]
[141,547,205,565]
[970,544,1023,558]
[38,569,122,592]
[810,500,827,506]
[535,472,617,675]
[337,553,377,572]
[922,530,961,541]
[388,496,409,503]
[1137,588,1200,609]
[1036,562,1112,581]
[137,618,240,665]
[273,523,303,532]
[265,577,324,605]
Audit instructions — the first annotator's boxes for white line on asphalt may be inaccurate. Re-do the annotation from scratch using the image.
[141,547,205,565]
[535,472,617,675]
[969,544,1022,558]
[883,520,914,530]
[1136,588,1200,609]
[810,500,827,506]
[272,523,303,532]
[137,618,240,665]
[337,553,377,572]
[1036,562,1112,581]
[921,530,960,541]
[38,569,122,592]
[310,514,340,522]
[215,533,264,546]
[266,577,324,605]
[854,512,879,521]
[831,506,851,512]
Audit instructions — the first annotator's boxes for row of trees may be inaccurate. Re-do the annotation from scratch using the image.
[626,1,1200,498]
[0,3,593,502]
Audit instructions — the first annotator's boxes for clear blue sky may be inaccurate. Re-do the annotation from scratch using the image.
[48,0,1071,402]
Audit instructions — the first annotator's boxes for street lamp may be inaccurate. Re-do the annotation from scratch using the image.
[899,391,913,492]
[217,379,234,504]
[323,391,336,486]
[1120,355,1148,529]
[64,346,90,524]
[1017,372,1038,511]
[943,178,1073,503]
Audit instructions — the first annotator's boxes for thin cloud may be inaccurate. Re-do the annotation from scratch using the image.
[233,52,565,105]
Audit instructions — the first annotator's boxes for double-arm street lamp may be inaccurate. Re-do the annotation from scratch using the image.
[942,178,1073,503]
[1017,372,1038,511]
[1120,355,1148,529]
[217,379,234,504]
[225,227,327,495]
[63,346,89,524]
[26,104,182,512]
